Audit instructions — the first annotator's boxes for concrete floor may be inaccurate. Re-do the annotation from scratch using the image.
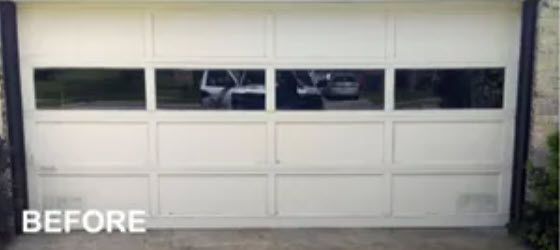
[5,228,528,250]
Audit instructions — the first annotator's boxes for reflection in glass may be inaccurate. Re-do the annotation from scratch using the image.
[276,70,384,110]
[34,68,145,109]
[395,68,504,109]
[156,69,265,110]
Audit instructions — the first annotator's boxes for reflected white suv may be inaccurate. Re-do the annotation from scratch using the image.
[199,70,265,109]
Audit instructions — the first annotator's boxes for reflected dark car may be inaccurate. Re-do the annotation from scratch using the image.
[276,71,323,110]
[230,85,265,110]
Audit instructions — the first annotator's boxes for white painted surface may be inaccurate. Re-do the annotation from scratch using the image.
[157,122,267,167]
[276,122,384,165]
[393,122,505,164]
[18,2,521,227]
[35,122,149,168]
[277,175,385,216]
[41,176,150,211]
[394,12,515,62]
[392,174,500,216]
[159,175,267,216]
[153,11,267,58]
[275,10,386,58]
[19,8,145,60]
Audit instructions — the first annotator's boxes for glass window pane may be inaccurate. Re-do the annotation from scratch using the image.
[395,68,504,109]
[156,69,265,110]
[276,70,384,110]
[35,68,145,109]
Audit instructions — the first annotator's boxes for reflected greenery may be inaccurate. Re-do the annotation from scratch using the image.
[395,68,504,109]
[35,69,145,109]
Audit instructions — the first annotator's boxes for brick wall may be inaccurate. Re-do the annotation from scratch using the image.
[530,0,559,167]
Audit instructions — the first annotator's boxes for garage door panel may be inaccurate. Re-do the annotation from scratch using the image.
[40,176,149,211]
[275,11,386,58]
[20,3,518,228]
[392,174,500,216]
[157,123,267,167]
[19,8,145,59]
[395,13,514,62]
[153,11,267,58]
[277,175,385,216]
[393,122,504,164]
[276,122,384,166]
[35,122,149,168]
[159,175,267,216]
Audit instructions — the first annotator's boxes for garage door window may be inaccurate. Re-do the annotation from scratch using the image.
[156,69,266,110]
[34,68,145,109]
[395,68,504,109]
[276,70,384,110]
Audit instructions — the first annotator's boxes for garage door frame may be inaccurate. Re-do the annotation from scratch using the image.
[3,0,530,230]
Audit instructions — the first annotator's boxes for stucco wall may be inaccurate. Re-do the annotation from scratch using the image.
[529,0,559,167]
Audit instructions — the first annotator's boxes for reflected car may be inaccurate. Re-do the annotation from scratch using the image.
[200,70,265,110]
[322,73,360,99]
[199,70,235,108]
[229,84,265,110]
[276,71,323,110]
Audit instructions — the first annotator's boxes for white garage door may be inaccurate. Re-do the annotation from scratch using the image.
[18,2,521,227]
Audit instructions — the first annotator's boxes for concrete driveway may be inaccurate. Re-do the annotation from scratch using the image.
[5,228,528,250]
